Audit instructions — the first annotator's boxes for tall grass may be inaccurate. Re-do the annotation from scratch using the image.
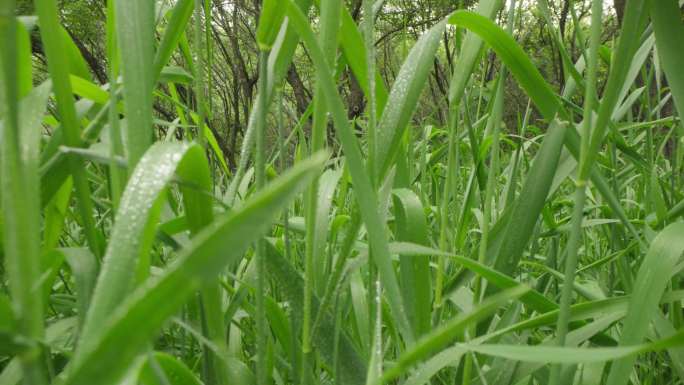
[1,1,684,385]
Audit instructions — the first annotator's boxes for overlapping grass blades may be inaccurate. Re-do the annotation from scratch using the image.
[284,0,415,344]
[62,150,326,385]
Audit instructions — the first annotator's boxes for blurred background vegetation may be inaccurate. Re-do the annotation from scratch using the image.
[14,0,632,169]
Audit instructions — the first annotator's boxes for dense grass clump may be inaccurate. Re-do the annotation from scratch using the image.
[1,0,684,385]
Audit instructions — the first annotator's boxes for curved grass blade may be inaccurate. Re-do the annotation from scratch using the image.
[375,20,446,179]
[389,242,556,313]
[444,10,572,284]
[76,143,205,357]
[462,328,684,364]
[153,0,194,82]
[447,10,563,120]
[377,286,529,384]
[138,352,202,385]
[256,0,287,50]
[60,152,326,385]
[444,10,645,271]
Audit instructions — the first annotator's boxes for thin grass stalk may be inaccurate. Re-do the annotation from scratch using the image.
[302,1,341,378]
[278,90,291,261]
[365,278,383,384]
[477,0,516,298]
[549,1,601,384]
[106,0,124,212]
[435,23,463,314]
[255,50,269,385]
[0,3,48,384]
[361,0,382,364]
[194,0,206,150]
[475,76,504,278]
[436,121,456,310]
[364,0,377,182]
[203,0,213,113]
[225,0,306,207]
[504,99,530,209]
[190,5,229,383]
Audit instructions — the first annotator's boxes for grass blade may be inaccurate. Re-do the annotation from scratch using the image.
[606,223,684,385]
[650,0,684,117]
[0,16,48,382]
[34,0,103,257]
[61,152,326,385]
[77,143,208,359]
[113,0,155,167]
[375,20,446,180]
[378,286,529,384]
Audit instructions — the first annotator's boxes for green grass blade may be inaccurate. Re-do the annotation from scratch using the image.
[138,352,202,385]
[375,20,446,180]
[650,0,684,117]
[492,120,567,276]
[606,223,684,385]
[378,286,529,384]
[264,240,367,385]
[447,10,563,120]
[175,138,229,385]
[256,0,287,50]
[0,16,48,382]
[225,0,313,206]
[153,0,194,82]
[34,0,103,257]
[462,329,684,364]
[61,152,326,385]
[77,143,207,359]
[113,0,155,167]
[336,1,388,115]
[392,190,432,336]
[56,25,92,82]
[313,169,343,294]
[389,242,556,313]
[447,0,503,106]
